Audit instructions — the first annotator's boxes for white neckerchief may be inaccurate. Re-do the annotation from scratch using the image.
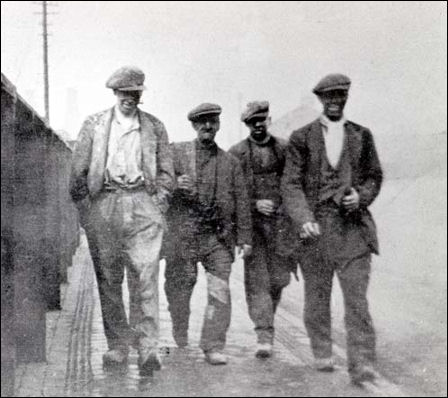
[320,114,346,168]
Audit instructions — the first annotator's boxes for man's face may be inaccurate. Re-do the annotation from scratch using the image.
[192,115,220,144]
[246,116,271,140]
[318,89,348,121]
[115,90,142,116]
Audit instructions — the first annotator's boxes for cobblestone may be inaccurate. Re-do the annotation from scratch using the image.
[14,236,405,397]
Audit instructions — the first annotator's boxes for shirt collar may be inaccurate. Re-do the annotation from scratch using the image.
[319,113,346,128]
[114,105,140,130]
[248,132,273,146]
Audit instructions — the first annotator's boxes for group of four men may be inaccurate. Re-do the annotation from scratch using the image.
[70,66,382,385]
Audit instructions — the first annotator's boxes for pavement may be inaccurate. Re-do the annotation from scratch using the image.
[13,229,412,398]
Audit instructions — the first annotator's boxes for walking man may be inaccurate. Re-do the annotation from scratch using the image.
[229,101,296,358]
[281,74,383,384]
[163,103,252,365]
[70,66,174,376]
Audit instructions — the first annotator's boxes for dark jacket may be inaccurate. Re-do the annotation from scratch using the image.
[69,107,174,213]
[164,140,252,260]
[229,136,296,258]
[281,118,383,254]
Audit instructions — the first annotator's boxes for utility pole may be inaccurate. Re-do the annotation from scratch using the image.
[42,0,49,123]
[34,1,57,124]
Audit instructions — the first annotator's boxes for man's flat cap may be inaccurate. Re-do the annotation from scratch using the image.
[241,101,270,123]
[106,66,146,91]
[313,73,351,94]
[188,103,222,121]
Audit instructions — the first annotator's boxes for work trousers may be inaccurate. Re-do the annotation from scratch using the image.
[244,221,291,344]
[84,189,164,356]
[299,207,376,370]
[164,234,233,352]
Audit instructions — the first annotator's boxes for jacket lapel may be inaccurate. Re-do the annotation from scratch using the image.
[345,122,362,172]
[308,119,325,177]
[88,108,113,196]
[139,110,157,191]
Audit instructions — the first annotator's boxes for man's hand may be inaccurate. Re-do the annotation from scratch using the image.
[300,222,321,239]
[256,199,275,216]
[237,244,252,259]
[177,174,194,193]
[76,198,91,229]
[342,187,360,212]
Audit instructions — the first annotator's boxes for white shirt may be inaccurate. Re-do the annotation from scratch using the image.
[320,114,347,169]
[105,106,144,187]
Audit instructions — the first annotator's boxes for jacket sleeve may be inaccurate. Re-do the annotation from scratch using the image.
[69,118,93,203]
[280,130,315,230]
[232,157,252,246]
[154,122,175,213]
[356,129,383,208]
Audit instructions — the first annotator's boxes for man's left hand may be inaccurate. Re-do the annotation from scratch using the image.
[342,187,360,212]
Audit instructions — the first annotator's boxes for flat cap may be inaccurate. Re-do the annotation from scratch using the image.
[106,66,146,91]
[241,101,270,123]
[188,103,222,121]
[313,73,351,94]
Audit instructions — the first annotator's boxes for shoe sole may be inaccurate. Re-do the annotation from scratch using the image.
[351,373,376,386]
[102,358,128,369]
[255,350,272,359]
[316,365,335,372]
[139,356,162,376]
[206,361,227,365]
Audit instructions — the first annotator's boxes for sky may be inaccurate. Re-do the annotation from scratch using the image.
[1,1,447,148]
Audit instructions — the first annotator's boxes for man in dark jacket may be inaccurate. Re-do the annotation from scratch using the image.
[281,74,383,385]
[69,66,174,376]
[229,101,295,359]
[164,103,252,365]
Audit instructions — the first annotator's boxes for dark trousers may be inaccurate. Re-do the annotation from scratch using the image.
[299,208,376,370]
[164,234,233,352]
[244,222,291,343]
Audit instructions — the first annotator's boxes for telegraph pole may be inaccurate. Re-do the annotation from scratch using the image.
[42,0,49,123]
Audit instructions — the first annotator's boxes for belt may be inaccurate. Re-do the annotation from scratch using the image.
[102,183,146,193]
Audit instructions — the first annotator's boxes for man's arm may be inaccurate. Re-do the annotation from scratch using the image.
[154,123,175,213]
[356,129,383,208]
[232,157,252,249]
[280,131,315,230]
[69,118,93,226]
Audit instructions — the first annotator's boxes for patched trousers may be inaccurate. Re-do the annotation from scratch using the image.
[84,188,164,355]
[164,234,232,353]
[244,220,291,344]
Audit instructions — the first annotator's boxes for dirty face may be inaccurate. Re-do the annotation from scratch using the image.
[115,90,142,116]
[246,116,271,141]
[318,89,348,121]
[192,115,220,145]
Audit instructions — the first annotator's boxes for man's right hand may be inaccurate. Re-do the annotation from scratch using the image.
[300,222,321,239]
[256,199,275,216]
[177,174,194,193]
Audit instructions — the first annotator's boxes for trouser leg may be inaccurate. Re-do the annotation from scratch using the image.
[122,192,165,357]
[86,194,129,351]
[299,248,334,359]
[244,236,274,344]
[164,256,197,345]
[199,236,233,353]
[268,252,292,314]
[337,254,376,371]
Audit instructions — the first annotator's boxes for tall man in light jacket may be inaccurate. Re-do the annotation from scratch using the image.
[70,66,174,376]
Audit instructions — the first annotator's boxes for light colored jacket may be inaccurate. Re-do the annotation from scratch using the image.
[69,107,174,212]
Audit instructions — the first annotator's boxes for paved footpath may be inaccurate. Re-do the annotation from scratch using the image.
[14,235,407,397]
